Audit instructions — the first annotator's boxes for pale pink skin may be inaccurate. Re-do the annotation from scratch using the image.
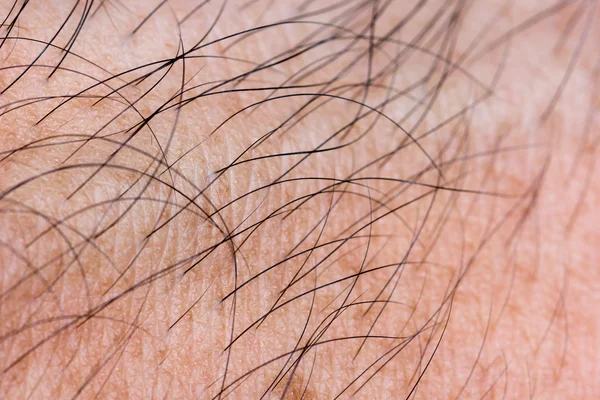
[0,1,598,399]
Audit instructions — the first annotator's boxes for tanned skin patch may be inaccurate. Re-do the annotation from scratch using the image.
[0,1,598,399]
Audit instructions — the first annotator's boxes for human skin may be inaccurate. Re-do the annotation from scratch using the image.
[0,0,598,398]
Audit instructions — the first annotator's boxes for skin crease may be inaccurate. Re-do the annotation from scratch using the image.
[0,0,599,399]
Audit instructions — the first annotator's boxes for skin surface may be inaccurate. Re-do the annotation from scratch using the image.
[0,0,598,398]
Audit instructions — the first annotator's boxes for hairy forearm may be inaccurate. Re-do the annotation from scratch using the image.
[0,0,598,399]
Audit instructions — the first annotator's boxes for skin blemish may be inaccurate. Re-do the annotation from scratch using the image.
[0,1,598,399]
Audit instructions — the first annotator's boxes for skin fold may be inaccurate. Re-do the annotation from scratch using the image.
[0,0,598,398]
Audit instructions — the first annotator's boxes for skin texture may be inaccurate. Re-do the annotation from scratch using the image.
[0,0,599,398]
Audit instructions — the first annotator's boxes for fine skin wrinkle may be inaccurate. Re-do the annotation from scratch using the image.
[0,0,598,399]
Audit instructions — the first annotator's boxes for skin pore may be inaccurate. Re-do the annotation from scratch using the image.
[0,0,598,398]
